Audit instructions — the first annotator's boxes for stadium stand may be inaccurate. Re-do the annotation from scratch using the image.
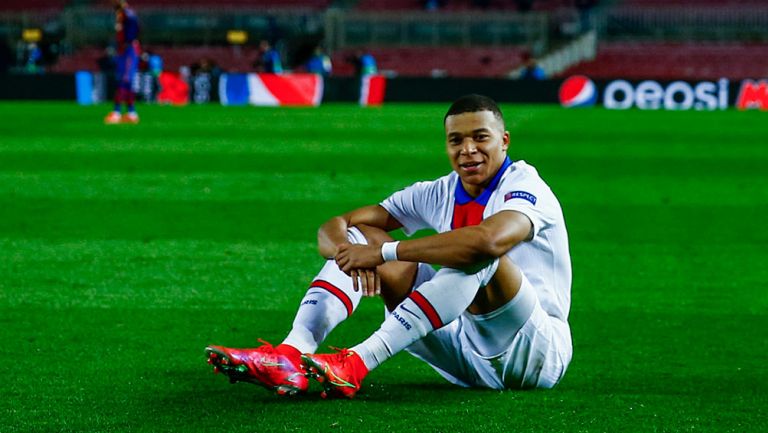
[560,41,768,80]
[620,0,766,7]
[6,0,768,80]
[356,0,565,11]
[49,45,261,73]
[331,46,526,77]
[0,0,69,12]
[126,0,331,9]
[50,45,526,77]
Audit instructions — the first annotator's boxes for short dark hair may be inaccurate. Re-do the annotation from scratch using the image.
[444,94,504,125]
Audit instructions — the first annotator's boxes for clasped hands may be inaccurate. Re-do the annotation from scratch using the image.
[334,242,384,297]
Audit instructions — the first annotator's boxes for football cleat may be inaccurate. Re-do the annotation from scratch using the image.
[205,340,308,396]
[122,112,140,124]
[104,111,122,124]
[302,348,369,399]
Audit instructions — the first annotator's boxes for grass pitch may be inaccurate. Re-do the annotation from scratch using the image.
[1,102,766,432]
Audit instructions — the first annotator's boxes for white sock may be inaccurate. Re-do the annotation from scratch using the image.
[353,262,498,371]
[281,228,367,354]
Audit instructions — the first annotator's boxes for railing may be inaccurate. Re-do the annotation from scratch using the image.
[4,4,768,55]
[60,6,326,47]
[597,6,768,40]
[324,10,549,51]
[0,10,61,42]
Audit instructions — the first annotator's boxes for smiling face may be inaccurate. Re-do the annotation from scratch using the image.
[445,110,510,197]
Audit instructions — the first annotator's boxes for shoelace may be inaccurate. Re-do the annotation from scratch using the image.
[257,338,275,348]
[318,346,359,389]
[253,338,285,367]
[327,346,351,357]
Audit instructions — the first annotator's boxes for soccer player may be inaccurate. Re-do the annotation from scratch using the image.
[206,94,572,398]
[104,0,140,124]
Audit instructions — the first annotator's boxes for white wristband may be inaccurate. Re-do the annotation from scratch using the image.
[381,241,400,262]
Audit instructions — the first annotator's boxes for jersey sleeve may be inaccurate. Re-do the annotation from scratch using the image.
[380,180,442,236]
[495,172,557,238]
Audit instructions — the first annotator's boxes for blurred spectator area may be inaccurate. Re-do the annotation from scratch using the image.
[0,0,68,13]
[356,0,566,11]
[75,0,330,9]
[49,45,260,73]
[560,41,768,80]
[331,46,526,77]
[620,0,767,8]
[49,45,526,77]
[6,0,768,80]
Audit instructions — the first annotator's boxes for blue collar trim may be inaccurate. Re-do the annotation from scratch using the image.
[454,157,512,206]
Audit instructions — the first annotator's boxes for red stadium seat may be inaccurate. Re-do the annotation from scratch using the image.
[49,45,262,74]
[0,0,68,12]
[126,0,330,9]
[356,0,563,11]
[560,41,768,80]
[52,44,526,77]
[621,0,766,7]
[331,46,526,78]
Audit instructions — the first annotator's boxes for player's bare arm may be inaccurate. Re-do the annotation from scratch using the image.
[335,209,533,272]
[318,204,402,294]
[317,204,401,258]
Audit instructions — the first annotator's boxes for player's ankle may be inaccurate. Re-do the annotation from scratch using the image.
[349,350,370,377]
[276,343,302,363]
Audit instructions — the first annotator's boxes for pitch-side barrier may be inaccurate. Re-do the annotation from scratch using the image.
[2,72,767,110]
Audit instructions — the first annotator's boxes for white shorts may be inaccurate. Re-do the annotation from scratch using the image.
[404,264,572,390]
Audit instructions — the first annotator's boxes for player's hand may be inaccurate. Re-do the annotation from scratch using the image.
[350,268,380,297]
[335,243,385,273]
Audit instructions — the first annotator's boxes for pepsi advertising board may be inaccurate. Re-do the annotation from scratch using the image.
[559,76,768,111]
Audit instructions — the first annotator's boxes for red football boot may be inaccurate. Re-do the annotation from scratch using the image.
[121,112,140,124]
[104,111,122,124]
[302,348,369,399]
[205,340,308,396]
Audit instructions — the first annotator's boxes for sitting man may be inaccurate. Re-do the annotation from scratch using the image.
[206,94,573,398]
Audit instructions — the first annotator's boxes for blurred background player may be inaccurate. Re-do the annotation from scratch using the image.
[104,0,140,124]
[305,46,332,77]
[519,51,545,80]
[253,40,283,74]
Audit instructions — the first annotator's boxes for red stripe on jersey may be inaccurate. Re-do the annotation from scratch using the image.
[451,201,486,229]
[409,291,443,330]
[310,280,353,317]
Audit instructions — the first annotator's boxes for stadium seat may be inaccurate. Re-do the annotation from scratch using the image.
[331,46,526,77]
[52,44,526,77]
[0,0,68,12]
[560,41,768,80]
[356,0,564,11]
[126,0,330,9]
[49,45,262,74]
[620,0,766,7]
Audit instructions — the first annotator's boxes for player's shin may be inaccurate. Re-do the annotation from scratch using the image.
[126,90,136,113]
[113,87,125,112]
[281,228,367,354]
[352,262,498,371]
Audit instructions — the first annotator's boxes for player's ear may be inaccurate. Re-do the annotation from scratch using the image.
[502,131,510,151]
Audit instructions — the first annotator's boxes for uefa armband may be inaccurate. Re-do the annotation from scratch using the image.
[380,241,400,262]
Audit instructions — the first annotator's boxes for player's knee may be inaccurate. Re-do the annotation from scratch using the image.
[470,257,524,314]
[351,224,393,245]
[491,256,523,292]
[349,224,418,309]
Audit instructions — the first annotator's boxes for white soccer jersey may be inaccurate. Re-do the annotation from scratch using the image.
[380,159,572,321]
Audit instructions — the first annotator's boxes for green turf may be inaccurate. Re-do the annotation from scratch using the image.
[1,102,766,432]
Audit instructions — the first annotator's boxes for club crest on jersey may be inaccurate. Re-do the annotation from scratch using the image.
[505,191,537,205]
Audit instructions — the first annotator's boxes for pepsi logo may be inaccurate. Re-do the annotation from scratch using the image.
[559,75,597,108]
